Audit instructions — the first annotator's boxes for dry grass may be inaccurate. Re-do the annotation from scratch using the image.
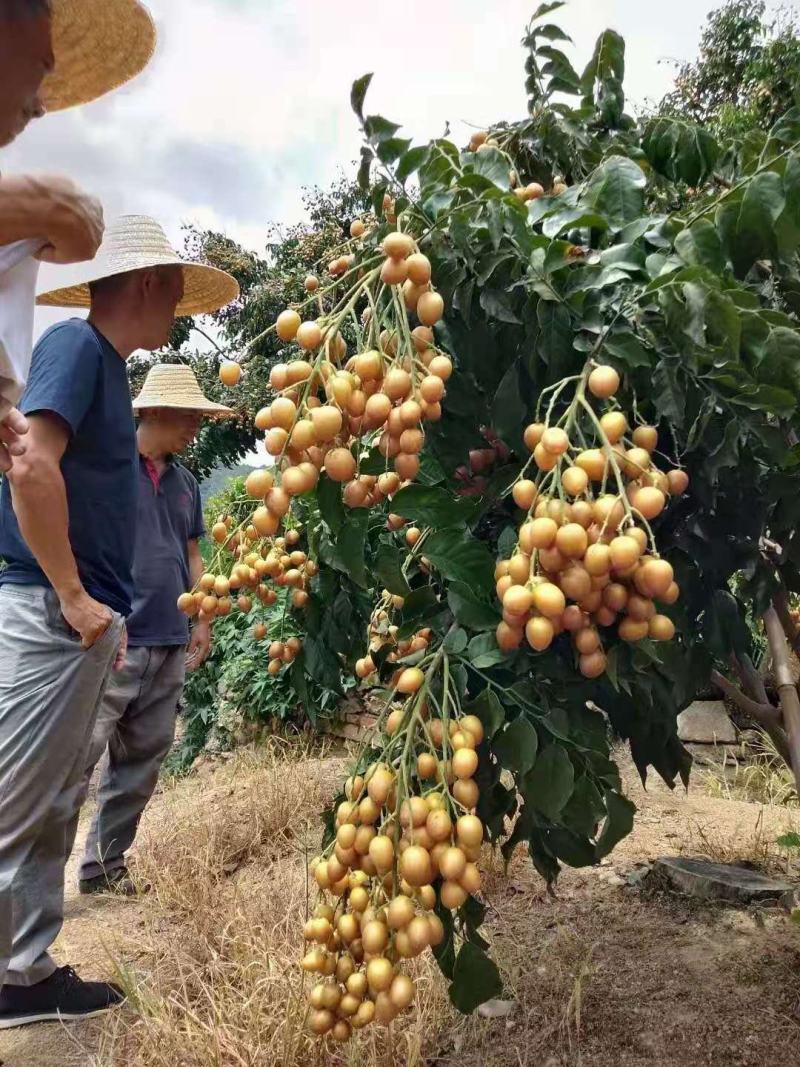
[702,731,798,809]
[88,741,609,1067]
[70,740,800,1067]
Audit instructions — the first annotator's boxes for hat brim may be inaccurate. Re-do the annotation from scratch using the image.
[41,0,157,112]
[37,261,240,317]
[133,399,235,419]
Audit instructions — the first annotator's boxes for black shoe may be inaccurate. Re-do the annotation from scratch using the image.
[79,867,138,897]
[0,966,124,1028]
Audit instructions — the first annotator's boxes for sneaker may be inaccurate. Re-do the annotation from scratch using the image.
[0,966,124,1028]
[78,867,138,897]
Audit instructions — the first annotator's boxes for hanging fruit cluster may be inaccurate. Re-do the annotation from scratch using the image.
[256,226,453,515]
[495,364,689,678]
[353,590,433,679]
[303,657,487,1041]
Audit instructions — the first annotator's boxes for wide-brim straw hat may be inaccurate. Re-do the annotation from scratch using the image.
[37,215,240,317]
[133,363,234,418]
[42,0,157,112]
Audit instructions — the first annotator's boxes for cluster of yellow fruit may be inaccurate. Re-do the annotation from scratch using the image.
[354,591,432,678]
[253,232,452,515]
[495,365,689,677]
[304,691,487,1041]
[466,131,567,197]
[177,488,312,639]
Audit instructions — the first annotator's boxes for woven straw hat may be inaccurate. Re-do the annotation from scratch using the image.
[37,215,240,316]
[133,364,234,418]
[42,0,157,112]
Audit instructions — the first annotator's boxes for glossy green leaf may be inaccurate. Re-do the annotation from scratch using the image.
[390,484,480,528]
[524,745,574,820]
[464,687,505,739]
[375,540,411,597]
[449,942,503,1014]
[595,791,636,858]
[447,581,501,631]
[492,716,539,776]
[350,73,373,120]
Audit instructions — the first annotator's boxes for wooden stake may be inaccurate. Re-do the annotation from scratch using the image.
[763,604,800,794]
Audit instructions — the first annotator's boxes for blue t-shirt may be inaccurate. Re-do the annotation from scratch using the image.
[127,456,205,647]
[0,319,138,616]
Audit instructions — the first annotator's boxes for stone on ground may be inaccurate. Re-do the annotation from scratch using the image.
[677,700,736,744]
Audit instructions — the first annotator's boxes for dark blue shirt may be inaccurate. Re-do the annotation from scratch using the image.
[0,319,137,615]
[127,455,205,647]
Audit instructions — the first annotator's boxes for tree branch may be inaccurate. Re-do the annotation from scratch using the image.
[710,667,792,767]
[763,605,800,793]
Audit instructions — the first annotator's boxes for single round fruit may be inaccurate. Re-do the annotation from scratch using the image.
[453,748,479,780]
[325,448,357,483]
[632,425,658,451]
[649,614,676,641]
[383,232,415,260]
[276,309,301,342]
[526,615,554,652]
[390,973,415,1010]
[369,834,394,872]
[456,814,483,849]
[417,291,445,327]
[542,427,570,455]
[219,360,241,386]
[440,880,468,909]
[400,845,432,888]
[366,957,394,994]
[580,650,607,678]
[588,365,620,398]
[600,410,628,444]
[512,479,538,510]
[668,469,690,495]
[533,582,566,619]
[397,667,424,694]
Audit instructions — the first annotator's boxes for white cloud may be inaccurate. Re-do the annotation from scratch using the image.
[4,0,780,338]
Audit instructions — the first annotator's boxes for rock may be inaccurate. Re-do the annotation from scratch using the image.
[477,998,517,1019]
[649,856,793,904]
[677,700,736,744]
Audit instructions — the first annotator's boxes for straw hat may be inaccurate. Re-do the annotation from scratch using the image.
[133,364,234,418]
[42,0,157,112]
[37,215,241,317]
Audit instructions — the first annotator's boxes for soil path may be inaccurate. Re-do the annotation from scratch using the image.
[1,758,798,1066]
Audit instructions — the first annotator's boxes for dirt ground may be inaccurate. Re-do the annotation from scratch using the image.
[1,749,799,1067]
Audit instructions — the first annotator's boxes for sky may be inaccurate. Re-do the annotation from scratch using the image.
[6,0,742,294]
[2,0,775,461]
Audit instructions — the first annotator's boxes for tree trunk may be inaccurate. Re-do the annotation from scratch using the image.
[762,605,800,794]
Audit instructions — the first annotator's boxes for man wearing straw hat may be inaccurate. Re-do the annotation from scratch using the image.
[0,0,156,470]
[75,364,233,898]
[0,215,238,1027]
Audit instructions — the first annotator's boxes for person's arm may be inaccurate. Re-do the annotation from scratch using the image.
[0,174,104,263]
[185,538,211,670]
[6,413,114,648]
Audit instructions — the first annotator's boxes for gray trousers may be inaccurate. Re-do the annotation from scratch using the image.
[77,645,185,882]
[0,585,123,987]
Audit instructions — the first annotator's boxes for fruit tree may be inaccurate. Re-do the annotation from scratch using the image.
[180,1,800,1032]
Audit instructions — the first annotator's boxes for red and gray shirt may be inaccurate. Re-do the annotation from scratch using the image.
[126,455,205,647]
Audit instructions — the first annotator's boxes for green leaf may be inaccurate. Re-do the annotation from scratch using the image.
[447,582,501,631]
[651,362,685,428]
[717,171,786,277]
[397,586,444,638]
[336,512,369,588]
[675,220,725,274]
[449,942,503,1015]
[364,114,401,143]
[777,832,800,850]
[470,147,512,189]
[492,716,539,776]
[643,117,720,186]
[375,540,411,597]
[443,627,468,654]
[350,73,373,120]
[423,530,495,591]
[396,145,429,183]
[377,136,411,164]
[536,300,575,377]
[466,632,508,669]
[583,156,646,231]
[464,687,505,739]
[480,288,521,324]
[390,484,479,528]
[532,0,566,19]
[316,474,344,534]
[524,745,574,820]
[595,791,636,858]
[602,331,651,369]
[492,361,527,452]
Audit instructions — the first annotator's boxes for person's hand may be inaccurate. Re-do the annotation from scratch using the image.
[60,589,113,649]
[186,621,211,671]
[32,176,104,265]
[0,408,28,472]
[113,623,128,672]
